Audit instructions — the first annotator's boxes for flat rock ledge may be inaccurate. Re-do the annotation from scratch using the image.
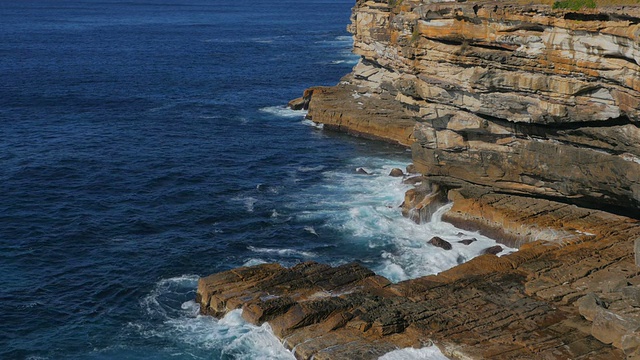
[197,193,640,360]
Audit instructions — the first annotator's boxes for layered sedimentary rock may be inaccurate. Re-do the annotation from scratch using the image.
[198,194,640,359]
[196,2,640,359]
[304,0,640,214]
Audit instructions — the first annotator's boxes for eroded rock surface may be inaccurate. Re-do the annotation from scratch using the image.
[202,1,640,358]
[302,0,640,214]
[198,193,640,359]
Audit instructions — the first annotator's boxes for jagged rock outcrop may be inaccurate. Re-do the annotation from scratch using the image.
[304,0,640,214]
[198,192,640,359]
[195,2,640,359]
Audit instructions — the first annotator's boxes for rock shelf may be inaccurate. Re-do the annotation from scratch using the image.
[198,192,640,359]
[198,1,640,358]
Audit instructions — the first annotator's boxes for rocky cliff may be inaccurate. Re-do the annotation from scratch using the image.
[196,2,640,359]
[303,0,640,215]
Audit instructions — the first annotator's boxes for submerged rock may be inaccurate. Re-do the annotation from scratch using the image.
[355,167,370,175]
[458,238,477,245]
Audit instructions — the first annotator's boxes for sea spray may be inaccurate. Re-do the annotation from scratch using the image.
[134,276,295,360]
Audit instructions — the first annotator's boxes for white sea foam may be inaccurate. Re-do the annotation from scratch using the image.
[379,345,450,360]
[297,165,325,172]
[304,226,319,237]
[295,157,516,282]
[137,276,295,359]
[259,105,308,118]
[243,258,268,267]
[248,245,316,258]
[232,196,258,213]
[301,119,323,129]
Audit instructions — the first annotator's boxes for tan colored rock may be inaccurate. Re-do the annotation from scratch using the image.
[305,84,417,147]
[197,192,640,360]
[293,0,640,213]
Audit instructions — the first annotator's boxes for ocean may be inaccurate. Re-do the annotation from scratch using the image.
[0,1,509,358]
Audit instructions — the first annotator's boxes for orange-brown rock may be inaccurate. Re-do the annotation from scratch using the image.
[296,0,640,214]
[198,192,640,359]
[305,84,417,147]
[250,1,640,358]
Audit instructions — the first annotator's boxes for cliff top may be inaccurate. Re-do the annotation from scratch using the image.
[387,0,640,16]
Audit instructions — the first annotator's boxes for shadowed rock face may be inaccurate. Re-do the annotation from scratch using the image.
[304,0,640,215]
[197,192,640,359]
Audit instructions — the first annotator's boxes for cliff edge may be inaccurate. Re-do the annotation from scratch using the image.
[304,0,640,215]
[196,1,640,359]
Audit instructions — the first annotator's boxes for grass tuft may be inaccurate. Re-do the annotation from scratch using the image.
[552,0,597,9]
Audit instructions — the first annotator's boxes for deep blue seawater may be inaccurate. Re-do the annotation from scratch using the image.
[0,1,510,358]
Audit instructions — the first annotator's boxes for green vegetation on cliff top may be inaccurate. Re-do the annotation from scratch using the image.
[389,0,640,8]
[552,0,597,9]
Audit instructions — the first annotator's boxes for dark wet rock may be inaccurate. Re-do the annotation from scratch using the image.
[388,168,404,177]
[482,245,503,255]
[428,236,452,250]
[459,238,477,245]
[355,167,370,175]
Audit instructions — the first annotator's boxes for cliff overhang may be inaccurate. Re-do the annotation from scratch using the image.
[304,0,640,216]
[197,1,640,359]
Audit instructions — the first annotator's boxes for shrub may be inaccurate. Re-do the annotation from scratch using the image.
[552,0,597,9]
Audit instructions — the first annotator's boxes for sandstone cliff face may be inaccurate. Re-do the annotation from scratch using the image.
[306,0,640,214]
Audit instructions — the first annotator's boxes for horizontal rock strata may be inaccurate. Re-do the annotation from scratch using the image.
[305,84,417,146]
[303,0,640,214]
[197,1,640,359]
[198,194,640,359]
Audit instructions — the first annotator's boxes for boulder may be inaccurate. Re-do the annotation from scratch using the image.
[592,307,640,348]
[389,168,404,177]
[482,245,503,255]
[428,236,452,250]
